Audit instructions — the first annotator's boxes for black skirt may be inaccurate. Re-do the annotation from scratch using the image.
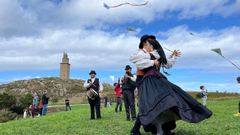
[138,69,212,126]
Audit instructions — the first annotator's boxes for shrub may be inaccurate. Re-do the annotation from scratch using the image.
[19,93,33,109]
[0,110,17,123]
[0,93,16,110]
[51,97,59,104]
[10,105,24,115]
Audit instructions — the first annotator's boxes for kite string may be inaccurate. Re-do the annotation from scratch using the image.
[163,47,174,52]
[222,56,240,70]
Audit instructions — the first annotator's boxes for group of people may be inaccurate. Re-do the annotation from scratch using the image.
[23,91,49,118]
[83,34,213,135]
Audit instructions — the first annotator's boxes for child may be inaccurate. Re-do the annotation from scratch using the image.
[28,105,32,117]
[65,98,71,111]
[23,108,28,118]
[200,85,208,106]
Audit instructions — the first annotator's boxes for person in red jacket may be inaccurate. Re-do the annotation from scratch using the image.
[114,79,122,112]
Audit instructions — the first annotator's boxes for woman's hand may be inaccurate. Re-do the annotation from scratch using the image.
[154,59,159,66]
[170,50,181,58]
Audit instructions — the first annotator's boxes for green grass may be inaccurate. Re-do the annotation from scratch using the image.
[0,100,240,135]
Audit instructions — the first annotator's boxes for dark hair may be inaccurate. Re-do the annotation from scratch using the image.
[148,39,167,65]
[200,85,204,90]
[139,35,156,49]
[113,83,117,86]
[237,77,240,83]
[125,65,132,70]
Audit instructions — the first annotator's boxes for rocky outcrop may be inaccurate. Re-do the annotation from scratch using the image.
[0,77,114,97]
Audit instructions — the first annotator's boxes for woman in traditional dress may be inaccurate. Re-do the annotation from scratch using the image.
[130,39,212,135]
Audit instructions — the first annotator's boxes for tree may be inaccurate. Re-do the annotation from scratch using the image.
[0,93,16,110]
[19,93,33,109]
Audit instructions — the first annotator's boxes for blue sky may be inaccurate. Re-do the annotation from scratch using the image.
[0,0,240,92]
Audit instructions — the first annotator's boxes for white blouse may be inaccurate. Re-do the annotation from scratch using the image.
[83,77,103,92]
[130,49,176,70]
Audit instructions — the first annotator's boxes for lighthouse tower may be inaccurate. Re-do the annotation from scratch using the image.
[60,52,70,80]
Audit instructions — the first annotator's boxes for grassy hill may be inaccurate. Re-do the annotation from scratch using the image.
[0,99,239,135]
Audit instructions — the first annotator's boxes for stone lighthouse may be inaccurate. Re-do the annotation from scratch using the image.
[60,52,70,80]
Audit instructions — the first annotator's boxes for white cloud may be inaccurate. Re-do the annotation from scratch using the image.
[158,26,240,71]
[0,0,240,91]
[0,25,239,72]
[0,0,240,37]
[0,29,138,71]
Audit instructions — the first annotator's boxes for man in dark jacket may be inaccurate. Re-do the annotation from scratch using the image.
[42,91,49,116]
[121,65,136,121]
[84,70,103,119]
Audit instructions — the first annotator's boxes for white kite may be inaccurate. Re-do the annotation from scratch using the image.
[211,48,240,70]
[109,75,115,82]
[103,1,149,9]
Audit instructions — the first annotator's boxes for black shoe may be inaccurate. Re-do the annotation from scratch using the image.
[163,131,175,135]
[130,130,142,135]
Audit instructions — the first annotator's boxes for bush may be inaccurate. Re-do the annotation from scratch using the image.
[0,110,17,123]
[10,105,24,115]
[19,93,33,109]
[0,93,16,110]
[51,97,59,104]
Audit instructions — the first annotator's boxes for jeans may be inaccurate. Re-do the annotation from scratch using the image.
[42,104,48,115]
